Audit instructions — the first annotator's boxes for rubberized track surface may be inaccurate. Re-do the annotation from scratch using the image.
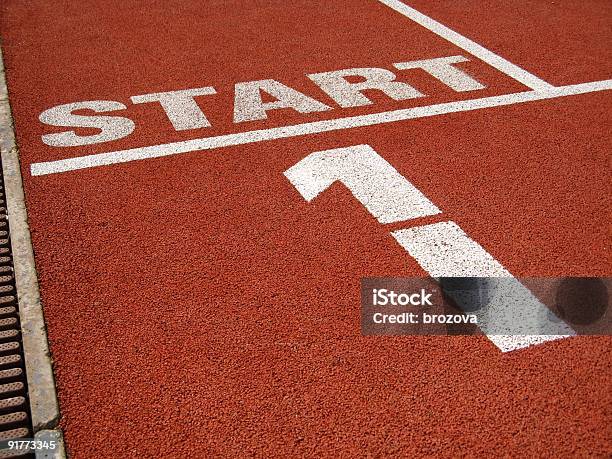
[1,0,611,457]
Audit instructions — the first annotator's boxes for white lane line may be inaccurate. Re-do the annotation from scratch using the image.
[376,0,555,91]
[391,222,575,352]
[392,222,512,278]
[30,80,612,176]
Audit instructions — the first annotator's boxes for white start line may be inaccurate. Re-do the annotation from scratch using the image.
[36,54,491,149]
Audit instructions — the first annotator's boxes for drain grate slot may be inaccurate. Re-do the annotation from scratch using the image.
[0,332,18,343]
[0,173,34,458]
[0,357,21,369]
[0,384,23,398]
[0,320,17,331]
[0,344,18,356]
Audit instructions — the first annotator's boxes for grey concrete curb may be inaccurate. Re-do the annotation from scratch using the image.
[35,429,66,459]
[0,44,66,456]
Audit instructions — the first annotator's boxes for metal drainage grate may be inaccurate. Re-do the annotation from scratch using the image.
[0,171,34,458]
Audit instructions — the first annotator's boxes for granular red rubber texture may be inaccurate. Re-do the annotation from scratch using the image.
[1,1,611,457]
[404,0,612,86]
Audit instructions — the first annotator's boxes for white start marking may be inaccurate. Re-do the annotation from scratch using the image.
[37,54,487,148]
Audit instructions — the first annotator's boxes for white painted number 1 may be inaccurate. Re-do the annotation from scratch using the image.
[284,144,575,352]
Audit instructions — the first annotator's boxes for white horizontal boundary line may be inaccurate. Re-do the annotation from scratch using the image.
[31,80,612,176]
[377,0,555,91]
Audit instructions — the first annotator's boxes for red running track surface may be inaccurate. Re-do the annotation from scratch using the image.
[1,0,610,457]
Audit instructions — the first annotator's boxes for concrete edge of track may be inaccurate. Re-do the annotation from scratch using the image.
[0,44,66,458]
